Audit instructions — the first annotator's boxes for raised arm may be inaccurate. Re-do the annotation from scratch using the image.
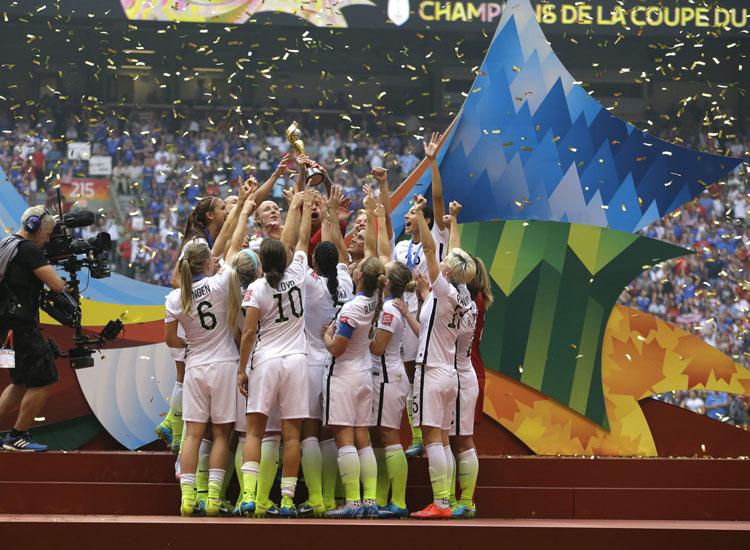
[375,202,391,266]
[252,154,290,205]
[372,167,393,240]
[447,200,462,251]
[424,132,447,232]
[294,155,309,193]
[296,189,314,253]
[363,186,378,259]
[414,194,439,283]
[280,190,303,251]
[326,185,349,263]
[225,194,257,262]
[213,180,255,259]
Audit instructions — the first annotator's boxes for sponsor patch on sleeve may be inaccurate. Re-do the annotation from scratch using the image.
[381,312,394,326]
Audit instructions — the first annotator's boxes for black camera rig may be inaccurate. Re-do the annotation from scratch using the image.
[40,189,123,369]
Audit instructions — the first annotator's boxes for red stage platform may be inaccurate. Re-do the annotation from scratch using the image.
[1,450,750,548]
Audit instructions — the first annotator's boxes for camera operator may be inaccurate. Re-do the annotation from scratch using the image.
[0,206,66,452]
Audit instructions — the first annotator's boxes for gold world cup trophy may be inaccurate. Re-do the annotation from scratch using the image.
[285,121,325,187]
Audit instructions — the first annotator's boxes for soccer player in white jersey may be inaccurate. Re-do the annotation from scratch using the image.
[237,190,314,518]
[299,186,354,516]
[408,194,476,519]
[321,192,386,519]
[165,233,259,517]
[368,199,414,518]
[392,133,450,458]
[441,203,481,519]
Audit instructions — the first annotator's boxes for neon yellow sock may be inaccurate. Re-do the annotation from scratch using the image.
[385,444,408,509]
[241,461,259,502]
[301,437,324,506]
[374,448,389,507]
[457,448,479,505]
[338,446,361,503]
[256,437,280,505]
[180,476,196,506]
[359,446,377,501]
[196,446,210,504]
[234,438,245,507]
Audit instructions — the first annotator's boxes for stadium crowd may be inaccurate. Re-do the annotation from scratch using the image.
[1,102,749,428]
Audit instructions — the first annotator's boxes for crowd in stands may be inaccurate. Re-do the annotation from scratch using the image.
[1,101,749,427]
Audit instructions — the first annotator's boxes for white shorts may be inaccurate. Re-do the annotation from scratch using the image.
[323,369,373,427]
[307,362,326,421]
[450,368,479,437]
[401,323,419,363]
[372,368,409,430]
[412,365,458,430]
[247,354,309,420]
[169,345,186,363]
[183,360,238,424]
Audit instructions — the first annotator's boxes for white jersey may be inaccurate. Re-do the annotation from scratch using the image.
[305,264,354,366]
[416,273,472,370]
[331,293,379,375]
[455,300,478,375]
[393,224,449,313]
[165,268,239,369]
[242,250,308,367]
[178,236,208,261]
[370,299,406,380]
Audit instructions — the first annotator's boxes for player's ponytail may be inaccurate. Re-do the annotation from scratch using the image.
[226,249,260,330]
[179,241,211,317]
[385,261,413,299]
[181,197,215,250]
[358,256,386,337]
[314,241,339,304]
[259,238,287,290]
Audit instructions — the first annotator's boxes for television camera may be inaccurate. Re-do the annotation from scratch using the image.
[40,190,123,368]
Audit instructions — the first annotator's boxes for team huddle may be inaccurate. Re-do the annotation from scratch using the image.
[157,133,493,520]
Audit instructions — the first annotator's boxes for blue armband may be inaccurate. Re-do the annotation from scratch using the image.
[336,322,355,339]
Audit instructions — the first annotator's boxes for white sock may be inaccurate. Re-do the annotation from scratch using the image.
[337,445,361,504]
[444,445,455,501]
[425,442,449,508]
[358,445,377,504]
[208,468,225,486]
[171,382,183,415]
[280,476,297,499]
[180,473,196,486]
[241,461,259,475]
[199,438,212,458]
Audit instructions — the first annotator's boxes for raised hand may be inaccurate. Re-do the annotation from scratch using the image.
[327,185,342,213]
[282,186,295,205]
[413,194,427,212]
[273,153,292,177]
[375,202,385,219]
[414,272,430,302]
[363,187,377,213]
[423,132,441,160]
[442,214,452,228]
[449,200,462,217]
[392,297,408,315]
[371,167,388,183]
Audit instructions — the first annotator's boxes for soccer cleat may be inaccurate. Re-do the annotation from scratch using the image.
[376,502,410,519]
[323,501,363,519]
[170,418,183,454]
[254,501,281,518]
[361,503,380,519]
[404,442,423,458]
[206,498,234,517]
[410,503,452,519]
[238,500,256,517]
[452,503,477,519]
[297,501,326,518]
[154,421,173,447]
[180,500,206,517]
[2,432,48,452]
[279,496,297,518]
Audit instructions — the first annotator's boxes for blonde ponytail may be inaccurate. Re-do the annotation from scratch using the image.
[179,242,212,317]
[226,266,241,331]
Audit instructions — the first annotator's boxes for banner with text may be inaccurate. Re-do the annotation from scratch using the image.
[5,1,748,34]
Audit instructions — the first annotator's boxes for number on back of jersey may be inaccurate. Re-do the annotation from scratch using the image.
[273,287,304,323]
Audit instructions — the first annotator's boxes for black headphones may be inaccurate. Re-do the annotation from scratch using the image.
[23,209,51,233]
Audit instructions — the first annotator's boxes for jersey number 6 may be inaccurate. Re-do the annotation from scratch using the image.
[197,300,217,330]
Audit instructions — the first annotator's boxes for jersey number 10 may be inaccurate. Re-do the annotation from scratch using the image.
[273,287,304,323]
